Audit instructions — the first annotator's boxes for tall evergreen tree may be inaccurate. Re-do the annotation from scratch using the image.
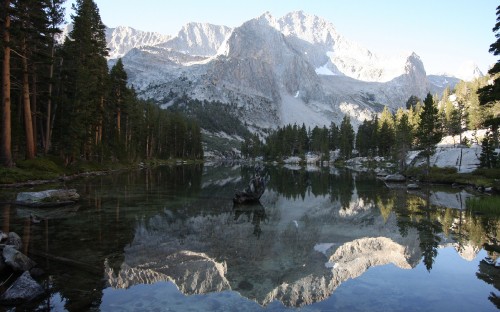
[377,106,395,157]
[56,0,108,163]
[395,113,413,171]
[478,4,500,146]
[355,118,377,157]
[339,115,355,160]
[479,131,499,168]
[416,93,442,171]
[328,121,339,151]
[13,0,51,159]
[108,59,128,143]
[478,5,500,107]
[43,0,66,154]
[1,0,14,166]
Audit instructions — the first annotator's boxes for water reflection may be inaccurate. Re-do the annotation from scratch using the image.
[233,203,268,238]
[0,164,499,311]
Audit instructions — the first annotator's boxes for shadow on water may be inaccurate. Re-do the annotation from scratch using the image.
[0,164,499,311]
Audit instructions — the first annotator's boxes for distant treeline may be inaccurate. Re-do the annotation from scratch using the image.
[244,83,499,169]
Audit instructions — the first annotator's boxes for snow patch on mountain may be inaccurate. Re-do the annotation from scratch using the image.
[107,26,171,59]
[100,10,482,133]
[159,22,232,56]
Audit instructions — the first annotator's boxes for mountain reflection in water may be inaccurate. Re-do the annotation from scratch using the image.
[0,164,498,311]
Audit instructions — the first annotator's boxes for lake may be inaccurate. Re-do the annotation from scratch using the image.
[0,164,498,311]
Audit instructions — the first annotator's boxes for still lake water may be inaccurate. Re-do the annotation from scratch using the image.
[0,164,499,311]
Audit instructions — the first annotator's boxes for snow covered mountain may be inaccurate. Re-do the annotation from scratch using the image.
[106,26,171,59]
[95,11,479,131]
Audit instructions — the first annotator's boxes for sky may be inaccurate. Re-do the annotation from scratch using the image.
[64,0,498,76]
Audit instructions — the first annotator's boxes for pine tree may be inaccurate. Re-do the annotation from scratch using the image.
[416,93,442,171]
[478,5,500,107]
[108,59,129,140]
[339,115,354,160]
[478,4,500,146]
[479,131,499,168]
[14,0,49,159]
[43,0,66,154]
[395,113,413,171]
[328,121,339,151]
[377,106,395,157]
[355,118,377,157]
[57,0,108,162]
[1,0,14,166]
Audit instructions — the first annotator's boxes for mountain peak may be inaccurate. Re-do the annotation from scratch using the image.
[454,61,484,81]
[255,11,278,27]
[278,11,339,46]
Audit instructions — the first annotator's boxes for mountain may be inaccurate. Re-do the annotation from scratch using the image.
[106,26,172,59]
[158,22,232,56]
[92,11,472,132]
[58,24,171,59]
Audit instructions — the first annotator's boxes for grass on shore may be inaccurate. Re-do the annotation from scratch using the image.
[0,156,202,185]
[405,166,500,190]
[467,196,500,216]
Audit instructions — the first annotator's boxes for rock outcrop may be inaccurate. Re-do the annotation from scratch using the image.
[0,272,44,305]
[15,189,80,207]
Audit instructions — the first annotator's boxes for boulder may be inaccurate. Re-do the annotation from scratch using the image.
[3,245,36,272]
[6,232,22,250]
[0,271,44,305]
[15,189,80,207]
[407,183,421,190]
[384,173,406,182]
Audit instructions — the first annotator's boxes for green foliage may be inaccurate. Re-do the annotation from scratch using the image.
[241,134,263,159]
[416,93,442,169]
[478,5,500,107]
[0,157,63,183]
[467,196,500,216]
[339,115,355,160]
[16,157,64,174]
[480,131,500,168]
[2,0,204,177]
[406,95,421,110]
[356,117,378,157]
[405,166,459,183]
[394,113,413,171]
[169,98,251,139]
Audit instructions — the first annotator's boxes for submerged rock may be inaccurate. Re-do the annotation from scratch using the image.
[15,189,80,207]
[3,245,36,272]
[384,173,406,182]
[407,183,420,190]
[0,271,44,305]
[6,232,22,250]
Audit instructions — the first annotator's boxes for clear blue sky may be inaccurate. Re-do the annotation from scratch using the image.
[64,0,498,75]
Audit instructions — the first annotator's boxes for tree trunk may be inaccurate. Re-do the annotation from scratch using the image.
[31,69,38,155]
[1,0,13,167]
[22,38,36,160]
[117,106,121,138]
[44,45,54,154]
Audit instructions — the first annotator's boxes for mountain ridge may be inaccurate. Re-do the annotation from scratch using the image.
[65,11,484,132]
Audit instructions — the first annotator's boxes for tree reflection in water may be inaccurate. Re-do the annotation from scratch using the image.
[1,165,500,310]
[233,202,268,239]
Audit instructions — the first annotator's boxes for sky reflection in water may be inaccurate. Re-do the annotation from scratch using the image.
[0,164,498,311]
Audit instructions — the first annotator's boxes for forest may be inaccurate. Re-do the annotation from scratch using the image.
[0,0,203,171]
[245,80,500,170]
